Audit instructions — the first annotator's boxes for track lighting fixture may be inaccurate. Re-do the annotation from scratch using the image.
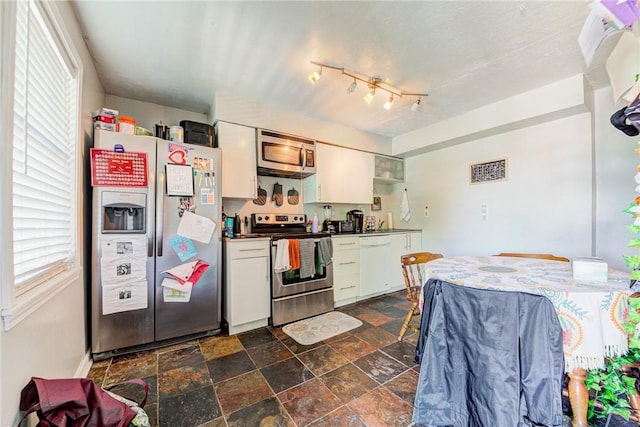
[347,78,357,94]
[364,89,375,104]
[410,97,422,112]
[309,60,428,111]
[384,94,394,110]
[308,65,322,84]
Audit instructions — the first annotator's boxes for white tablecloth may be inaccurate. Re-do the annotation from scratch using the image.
[423,256,632,371]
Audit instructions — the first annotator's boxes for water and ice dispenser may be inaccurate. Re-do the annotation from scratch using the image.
[102,191,146,233]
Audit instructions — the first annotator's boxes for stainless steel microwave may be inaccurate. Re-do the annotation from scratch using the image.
[256,129,316,178]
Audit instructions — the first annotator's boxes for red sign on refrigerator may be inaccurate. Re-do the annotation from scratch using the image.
[90,148,148,187]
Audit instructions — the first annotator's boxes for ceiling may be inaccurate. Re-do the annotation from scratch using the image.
[70,1,608,138]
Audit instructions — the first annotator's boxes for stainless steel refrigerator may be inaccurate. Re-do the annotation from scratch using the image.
[90,129,221,359]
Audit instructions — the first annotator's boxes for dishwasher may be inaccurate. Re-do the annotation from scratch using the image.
[359,235,392,298]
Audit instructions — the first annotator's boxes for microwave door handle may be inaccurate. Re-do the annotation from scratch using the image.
[300,146,306,169]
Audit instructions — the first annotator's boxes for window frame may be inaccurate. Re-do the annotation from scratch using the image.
[0,0,83,331]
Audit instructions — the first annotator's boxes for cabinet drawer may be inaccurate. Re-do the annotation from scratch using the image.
[332,236,360,250]
[334,273,359,300]
[228,241,270,259]
[333,251,359,276]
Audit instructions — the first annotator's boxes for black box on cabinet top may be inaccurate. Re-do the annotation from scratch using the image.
[180,120,215,147]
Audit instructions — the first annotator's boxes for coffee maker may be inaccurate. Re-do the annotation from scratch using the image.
[347,209,364,233]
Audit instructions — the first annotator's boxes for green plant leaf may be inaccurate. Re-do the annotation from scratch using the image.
[625,255,640,269]
[623,202,638,215]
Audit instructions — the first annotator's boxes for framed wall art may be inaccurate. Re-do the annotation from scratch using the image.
[371,196,382,211]
[470,158,508,184]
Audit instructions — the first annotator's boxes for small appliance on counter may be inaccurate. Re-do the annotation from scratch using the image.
[180,120,215,147]
[323,205,335,233]
[347,209,364,233]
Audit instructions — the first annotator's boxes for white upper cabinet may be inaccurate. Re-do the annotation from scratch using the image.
[304,143,374,204]
[216,121,257,199]
[374,154,405,183]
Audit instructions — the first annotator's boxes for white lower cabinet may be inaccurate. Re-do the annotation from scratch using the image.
[223,239,270,334]
[390,232,422,289]
[332,236,360,307]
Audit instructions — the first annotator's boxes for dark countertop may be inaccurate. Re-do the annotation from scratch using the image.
[226,229,421,240]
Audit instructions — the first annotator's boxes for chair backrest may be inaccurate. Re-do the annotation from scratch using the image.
[401,252,444,292]
[495,252,569,262]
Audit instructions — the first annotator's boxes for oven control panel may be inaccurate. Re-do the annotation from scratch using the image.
[252,213,307,225]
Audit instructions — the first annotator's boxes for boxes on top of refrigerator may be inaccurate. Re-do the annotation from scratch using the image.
[118,116,136,134]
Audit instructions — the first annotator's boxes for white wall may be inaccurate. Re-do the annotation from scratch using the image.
[1,2,105,425]
[400,113,593,258]
[594,87,638,269]
[104,95,209,133]
[388,80,635,271]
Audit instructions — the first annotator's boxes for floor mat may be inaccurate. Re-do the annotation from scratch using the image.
[282,311,363,345]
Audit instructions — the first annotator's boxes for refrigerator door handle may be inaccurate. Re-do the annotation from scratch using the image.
[157,169,164,257]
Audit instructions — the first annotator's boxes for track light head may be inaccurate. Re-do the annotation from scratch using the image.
[364,89,375,104]
[347,79,357,94]
[384,94,394,110]
[308,67,322,84]
[411,97,421,112]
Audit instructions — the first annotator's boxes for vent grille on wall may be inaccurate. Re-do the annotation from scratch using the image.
[470,158,508,184]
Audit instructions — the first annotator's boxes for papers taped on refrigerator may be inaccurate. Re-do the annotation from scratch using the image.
[162,260,209,286]
[177,211,216,243]
[101,235,148,258]
[102,281,148,315]
[161,278,193,303]
[101,257,147,284]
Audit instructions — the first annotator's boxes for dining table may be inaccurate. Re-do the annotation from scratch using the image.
[415,255,633,427]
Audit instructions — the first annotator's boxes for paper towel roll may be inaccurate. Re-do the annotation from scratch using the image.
[387,212,393,230]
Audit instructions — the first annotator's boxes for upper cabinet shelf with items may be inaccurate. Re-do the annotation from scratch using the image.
[374,154,405,183]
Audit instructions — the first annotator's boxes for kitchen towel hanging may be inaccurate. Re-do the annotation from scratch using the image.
[253,185,267,205]
[274,239,291,273]
[401,188,411,222]
[273,182,283,206]
[299,239,315,279]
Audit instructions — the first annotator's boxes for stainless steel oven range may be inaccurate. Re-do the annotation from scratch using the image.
[251,213,334,326]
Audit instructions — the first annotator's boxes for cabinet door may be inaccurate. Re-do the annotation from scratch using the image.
[343,149,374,204]
[390,234,408,288]
[217,122,257,199]
[374,155,405,183]
[303,143,343,203]
[229,256,270,325]
[408,232,422,252]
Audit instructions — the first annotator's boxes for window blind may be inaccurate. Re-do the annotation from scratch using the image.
[12,0,78,292]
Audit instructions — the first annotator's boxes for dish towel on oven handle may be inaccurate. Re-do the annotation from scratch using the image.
[401,188,411,222]
[318,237,333,267]
[274,239,291,273]
[299,239,316,278]
[288,239,300,270]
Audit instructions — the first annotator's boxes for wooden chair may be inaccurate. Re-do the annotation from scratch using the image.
[495,252,569,262]
[398,252,444,341]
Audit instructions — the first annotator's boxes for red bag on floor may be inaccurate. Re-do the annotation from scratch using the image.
[18,377,144,427]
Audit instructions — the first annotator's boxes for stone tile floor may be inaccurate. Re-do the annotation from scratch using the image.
[88,291,422,426]
[88,290,585,427]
